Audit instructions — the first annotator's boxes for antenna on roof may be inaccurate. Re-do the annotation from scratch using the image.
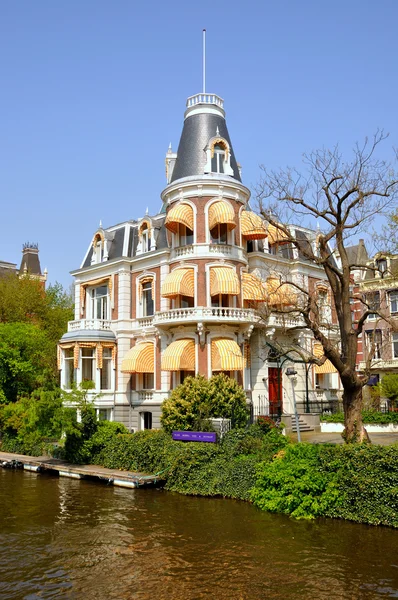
[202,29,206,93]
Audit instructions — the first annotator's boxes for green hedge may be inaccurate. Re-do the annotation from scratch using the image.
[321,410,398,424]
[91,425,287,501]
[251,442,398,527]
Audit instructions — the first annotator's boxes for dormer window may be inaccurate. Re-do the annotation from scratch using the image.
[141,224,150,253]
[204,137,234,176]
[376,258,387,274]
[211,143,226,173]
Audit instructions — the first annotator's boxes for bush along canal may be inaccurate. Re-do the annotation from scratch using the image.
[1,421,398,528]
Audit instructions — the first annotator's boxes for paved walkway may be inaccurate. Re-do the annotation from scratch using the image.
[289,431,398,445]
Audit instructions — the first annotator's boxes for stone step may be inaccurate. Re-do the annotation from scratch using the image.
[291,417,314,432]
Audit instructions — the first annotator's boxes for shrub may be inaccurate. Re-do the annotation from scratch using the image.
[250,443,341,519]
[161,374,248,433]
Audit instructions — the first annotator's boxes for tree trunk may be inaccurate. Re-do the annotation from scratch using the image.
[342,386,370,443]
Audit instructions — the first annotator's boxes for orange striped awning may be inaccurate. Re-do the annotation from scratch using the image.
[210,267,240,296]
[161,339,196,371]
[266,276,297,307]
[242,272,268,302]
[241,211,267,240]
[208,201,236,230]
[121,342,154,373]
[267,223,290,245]
[211,339,245,371]
[165,203,194,233]
[313,343,337,374]
[161,268,195,298]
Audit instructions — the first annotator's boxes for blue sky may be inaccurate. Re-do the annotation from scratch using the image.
[1,0,397,288]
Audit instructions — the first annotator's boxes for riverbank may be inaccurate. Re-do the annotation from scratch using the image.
[2,426,398,528]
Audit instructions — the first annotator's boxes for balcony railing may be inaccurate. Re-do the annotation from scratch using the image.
[153,306,258,326]
[358,358,398,371]
[170,243,245,262]
[68,319,112,332]
[186,93,224,108]
[136,316,154,328]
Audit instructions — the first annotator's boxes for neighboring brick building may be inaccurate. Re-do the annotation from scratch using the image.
[58,90,340,429]
[357,252,398,394]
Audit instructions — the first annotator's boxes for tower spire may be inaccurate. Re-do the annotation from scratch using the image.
[202,29,206,93]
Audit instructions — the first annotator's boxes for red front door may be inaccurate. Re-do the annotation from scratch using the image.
[268,367,282,416]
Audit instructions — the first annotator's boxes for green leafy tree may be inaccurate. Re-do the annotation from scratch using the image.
[379,373,398,408]
[0,276,73,403]
[0,322,56,402]
[161,374,248,433]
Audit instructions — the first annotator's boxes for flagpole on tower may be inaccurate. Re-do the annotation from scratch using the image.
[203,29,206,93]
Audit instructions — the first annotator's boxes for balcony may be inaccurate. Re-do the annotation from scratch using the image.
[358,359,398,371]
[130,391,169,405]
[266,314,306,329]
[68,319,112,332]
[153,306,258,328]
[170,243,246,263]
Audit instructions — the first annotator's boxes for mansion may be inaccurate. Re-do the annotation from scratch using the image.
[58,91,340,430]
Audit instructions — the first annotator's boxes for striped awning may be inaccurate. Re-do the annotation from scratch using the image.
[241,211,267,240]
[242,272,268,302]
[161,268,195,298]
[267,223,290,245]
[313,343,337,374]
[266,276,297,306]
[211,339,245,371]
[208,201,236,230]
[161,339,195,371]
[165,203,194,233]
[121,342,154,373]
[210,267,240,296]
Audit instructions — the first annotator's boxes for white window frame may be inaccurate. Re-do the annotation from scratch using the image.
[389,291,398,314]
[141,280,154,317]
[89,285,109,320]
[100,347,113,390]
[63,348,75,390]
[393,333,398,359]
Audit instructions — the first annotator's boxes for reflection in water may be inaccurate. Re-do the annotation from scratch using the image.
[0,469,398,599]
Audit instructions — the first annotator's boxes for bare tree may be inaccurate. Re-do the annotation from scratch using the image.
[256,131,398,443]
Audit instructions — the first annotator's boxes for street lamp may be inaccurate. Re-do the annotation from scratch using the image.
[286,367,301,442]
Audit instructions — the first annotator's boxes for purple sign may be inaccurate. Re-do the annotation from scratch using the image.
[172,431,217,443]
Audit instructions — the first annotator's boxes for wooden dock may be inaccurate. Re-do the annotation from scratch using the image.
[0,451,165,489]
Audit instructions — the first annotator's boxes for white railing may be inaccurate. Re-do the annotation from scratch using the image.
[266,314,306,329]
[136,316,154,328]
[186,93,224,108]
[138,391,153,402]
[68,319,112,332]
[358,359,398,370]
[153,306,258,325]
[170,244,244,262]
[173,245,195,258]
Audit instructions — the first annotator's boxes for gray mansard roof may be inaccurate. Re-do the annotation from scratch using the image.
[81,214,168,268]
[170,112,241,183]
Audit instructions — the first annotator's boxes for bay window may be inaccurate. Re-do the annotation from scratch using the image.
[81,347,95,382]
[100,347,112,390]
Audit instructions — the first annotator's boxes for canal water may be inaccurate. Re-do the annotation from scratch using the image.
[1,469,397,599]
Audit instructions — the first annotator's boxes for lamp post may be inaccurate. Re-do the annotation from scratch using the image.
[286,367,300,442]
